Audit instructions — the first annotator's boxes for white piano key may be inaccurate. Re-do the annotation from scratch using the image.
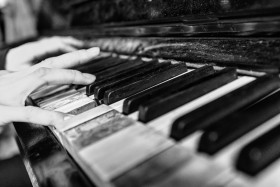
[151,151,231,187]
[109,99,125,112]
[127,111,139,121]
[212,113,280,168]
[63,110,135,151]
[37,89,78,107]
[206,113,280,187]
[230,158,280,187]
[179,131,202,150]
[42,93,88,111]
[54,97,96,114]
[56,104,113,132]
[30,85,70,100]
[111,145,194,187]
[88,94,95,100]
[77,123,173,181]
[76,87,87,95]
[204,169,240,187]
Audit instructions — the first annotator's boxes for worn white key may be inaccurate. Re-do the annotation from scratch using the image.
[42,93,88,111]
[55,97,96,114]
[57,104,113,132]
[78,123,173,181]
[109,100,124,112]
[31,85,70,100]
[151,151,229,187]
[76,87,87,95]
[37,89,78,107]
[63,110,133,147]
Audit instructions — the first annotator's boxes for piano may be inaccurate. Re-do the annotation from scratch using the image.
[14,0,280,187]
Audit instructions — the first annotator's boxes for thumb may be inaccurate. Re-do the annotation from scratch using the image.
[0,105,72,128]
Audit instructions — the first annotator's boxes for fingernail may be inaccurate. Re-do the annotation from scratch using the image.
[87,47,100,55]
[83,73,96,82]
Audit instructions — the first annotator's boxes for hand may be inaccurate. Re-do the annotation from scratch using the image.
[0,47,99,127]
[5,36,89,71]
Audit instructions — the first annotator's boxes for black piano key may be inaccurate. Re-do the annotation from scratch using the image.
[122,66,216,115]
[95,58,144,80]
[198,90,280,155]
[75,55,111,70]
[94,62,170,100]
[95,62,172,100]
[86,60,154,96]
[83,58,146,90]
[170,75,280,141]
[104,64,189,105]
[86,64,151,96]
[78,57,127,74]
[138,68,237,123]
[236,123,280,176]
[79,58,145,91]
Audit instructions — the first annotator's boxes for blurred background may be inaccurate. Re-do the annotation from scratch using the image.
[0,0,70,46]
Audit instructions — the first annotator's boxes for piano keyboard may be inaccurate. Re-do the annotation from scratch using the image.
[30,52,280,187]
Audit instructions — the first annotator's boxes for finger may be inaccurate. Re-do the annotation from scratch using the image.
[61,37,85,48]
[8,68,95,104]
[0,68,94,106]
[34,47,100,69]
[20,68,95,96]
[31,40,77,61]
[59,45,77,53]
[0,105,71,127]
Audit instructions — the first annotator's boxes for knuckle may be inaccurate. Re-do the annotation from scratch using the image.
[71,69,81,82]
[33,68,52,85]
[72,69,80,74]
[70,69,79,77]
[42,57,55,66]
[33,67,50,77]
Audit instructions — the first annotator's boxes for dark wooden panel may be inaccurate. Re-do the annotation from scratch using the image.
[42,31,280,72]
[44,0,280,26]
[14,123,93,187]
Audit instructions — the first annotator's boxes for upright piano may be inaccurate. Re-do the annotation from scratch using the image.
[15,0,280,187]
